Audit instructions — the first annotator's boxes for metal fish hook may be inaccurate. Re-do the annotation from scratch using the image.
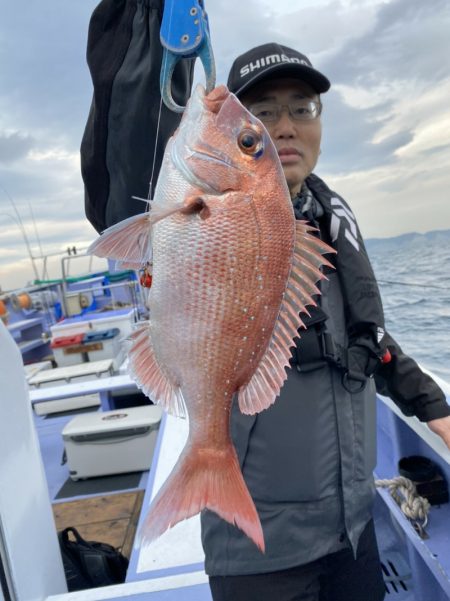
[160,0,216,113]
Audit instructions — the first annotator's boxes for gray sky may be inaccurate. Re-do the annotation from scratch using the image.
[1,0,449,290]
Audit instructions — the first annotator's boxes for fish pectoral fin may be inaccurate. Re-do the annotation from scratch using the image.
[238,221,335,416]
[87,213,152,264]
[149,196,211,222]
[148,200,185,223]
[87,194,212,265]
[128,322,186,418]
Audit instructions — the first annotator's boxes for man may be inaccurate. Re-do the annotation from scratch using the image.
[199,42,450,601]
[81,4,450,599]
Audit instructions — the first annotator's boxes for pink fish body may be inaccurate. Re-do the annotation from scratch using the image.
[89,85,333,552]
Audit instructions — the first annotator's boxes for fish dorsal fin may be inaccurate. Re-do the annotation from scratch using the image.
[238,221,335,415]
[128,322,187,418]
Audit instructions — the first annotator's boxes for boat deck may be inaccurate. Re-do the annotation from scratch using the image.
[34,399,151,563]
[29,370,450,600]
[53,490,144,560]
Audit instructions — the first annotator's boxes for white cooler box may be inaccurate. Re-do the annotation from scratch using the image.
[62,405,163,480]
[51,308,137,338]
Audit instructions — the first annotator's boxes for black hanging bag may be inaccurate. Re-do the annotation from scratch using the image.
[58,526,129,591]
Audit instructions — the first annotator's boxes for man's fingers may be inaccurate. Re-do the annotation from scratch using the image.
[427,416,450,449]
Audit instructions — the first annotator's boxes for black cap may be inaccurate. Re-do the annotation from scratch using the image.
[227,42,330,98]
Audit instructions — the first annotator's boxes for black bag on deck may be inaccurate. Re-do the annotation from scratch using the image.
[58,527,129,591]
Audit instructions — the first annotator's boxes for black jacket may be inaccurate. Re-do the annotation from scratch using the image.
[80,0,194,234]
[303,174,450,423]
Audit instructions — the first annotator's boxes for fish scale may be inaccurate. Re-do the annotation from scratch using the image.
[153,202,283,391]
[88,83,335,553]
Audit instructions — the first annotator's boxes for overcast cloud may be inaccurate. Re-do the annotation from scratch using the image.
[0,0,449,290]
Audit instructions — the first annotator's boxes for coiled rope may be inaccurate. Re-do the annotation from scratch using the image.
[375,476,431,527]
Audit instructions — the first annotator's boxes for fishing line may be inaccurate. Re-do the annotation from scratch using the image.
[377,279,448,291]
[146,0,177,210]
[147,96,164,208]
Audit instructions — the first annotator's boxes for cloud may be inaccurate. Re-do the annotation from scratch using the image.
[0,131,35,164]
[319,89,413,173]
[0,2,97,147]
[325,145,450,238]
[0,143,86,220]
[265,0,381,57]
[319,74,450,175]
[322,0,450,87]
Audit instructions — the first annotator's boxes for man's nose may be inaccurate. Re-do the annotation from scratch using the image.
[273,109,297,136]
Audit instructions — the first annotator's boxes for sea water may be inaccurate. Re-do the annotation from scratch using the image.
[367,230,450,383]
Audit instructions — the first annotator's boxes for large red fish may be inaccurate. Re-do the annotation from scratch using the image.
[89,84,334,552]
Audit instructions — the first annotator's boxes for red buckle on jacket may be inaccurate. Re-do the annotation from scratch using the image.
[380,349,392,364]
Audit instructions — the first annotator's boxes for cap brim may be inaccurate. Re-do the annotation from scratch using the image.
[233,63,330,97]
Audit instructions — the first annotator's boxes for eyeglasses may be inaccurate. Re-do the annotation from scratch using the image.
[248,100,322,123]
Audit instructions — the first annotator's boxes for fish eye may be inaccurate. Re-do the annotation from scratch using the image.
[237,128,264,157]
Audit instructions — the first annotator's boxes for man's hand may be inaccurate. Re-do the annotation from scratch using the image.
[427,415,450,450]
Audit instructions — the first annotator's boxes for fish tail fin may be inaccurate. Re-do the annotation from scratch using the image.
[140,444,265,552]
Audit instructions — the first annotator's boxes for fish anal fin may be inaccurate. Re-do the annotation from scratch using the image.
[238,222,335,415]
[128,323,186,418]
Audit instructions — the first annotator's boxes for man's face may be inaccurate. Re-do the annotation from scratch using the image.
[241,78,322,198]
